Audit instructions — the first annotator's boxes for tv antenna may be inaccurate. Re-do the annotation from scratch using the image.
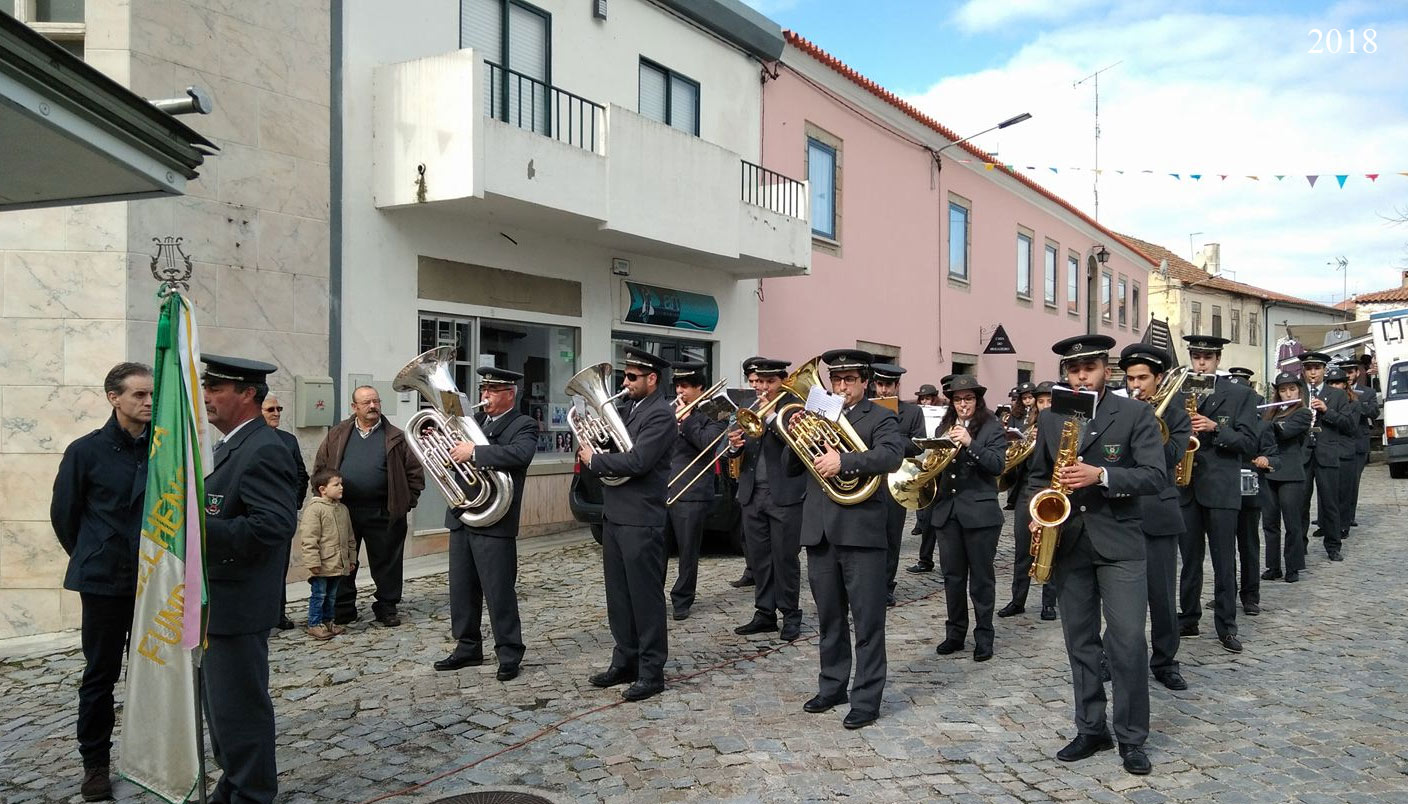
[1073,61,1122,221]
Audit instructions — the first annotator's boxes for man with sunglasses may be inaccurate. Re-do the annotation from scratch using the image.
[787,349,905,730]
[579,347,678,702]
[262,395,309,631]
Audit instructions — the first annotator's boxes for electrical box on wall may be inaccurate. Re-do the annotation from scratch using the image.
[294,375,335,428]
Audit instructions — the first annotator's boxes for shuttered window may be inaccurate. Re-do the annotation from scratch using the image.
[638,59,699,136]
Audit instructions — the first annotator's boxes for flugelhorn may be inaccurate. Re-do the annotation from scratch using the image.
[394,347,514,528]
[565,363,633,486]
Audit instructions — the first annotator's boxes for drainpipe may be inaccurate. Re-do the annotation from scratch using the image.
[329,1,344,409]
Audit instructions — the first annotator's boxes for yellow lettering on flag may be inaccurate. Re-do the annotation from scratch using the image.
[135,583,186,667]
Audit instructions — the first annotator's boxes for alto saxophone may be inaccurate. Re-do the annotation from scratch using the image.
[1174,392,1199,487]
[1027,416,1080,584]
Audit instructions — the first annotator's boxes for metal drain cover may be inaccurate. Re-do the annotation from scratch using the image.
[429,794,554,804]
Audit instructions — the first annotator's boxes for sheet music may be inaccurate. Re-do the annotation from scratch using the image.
[805,384,844,422]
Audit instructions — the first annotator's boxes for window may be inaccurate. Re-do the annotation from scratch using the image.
[1100,271,1112,322]
[464,0,551,134]
[1044,244,1058,307]
[948,197,970,281]
[1016,231,1033,299]
[1249,312,1259,345]
[951,353,978,378]
[612,331,712,388]
[1067,253,1079,314]
[7,0,85,58]
[1212,305,1223,338]
[808,137,838,240]
[1190,301,1202,335]
[1117,276,1128,326]
[1132,284,1141,330]
[1231,309,1241,343]
[639,59,700,136]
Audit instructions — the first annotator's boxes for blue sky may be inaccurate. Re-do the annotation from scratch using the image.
[744,0,1408,304]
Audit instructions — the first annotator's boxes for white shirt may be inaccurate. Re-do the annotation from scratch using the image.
[217,416,258,446]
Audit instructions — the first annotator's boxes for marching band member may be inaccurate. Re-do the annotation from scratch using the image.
[1338,358,1379,534]
[664,362,727,621]
[1000,380,1060,621]
[872,363,926,607]
[1297,352,1356,562]
[909,374,954,574]
[1227,368,1278,617]
[1327,365,1361,553]
[910,383,941,539]
[1260,373,1312,583]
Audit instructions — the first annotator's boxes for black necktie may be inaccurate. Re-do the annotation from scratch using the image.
[214,439,229,461]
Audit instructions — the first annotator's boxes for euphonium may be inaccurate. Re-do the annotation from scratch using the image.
[1028,416,1080,583]
[773,357,881,505]
[996,411,1038,492]
[564,363,633,487]
[887,437,959,510]
[1174,392,1199,487]
[1146,365,1190,444]
[393,347,514,528]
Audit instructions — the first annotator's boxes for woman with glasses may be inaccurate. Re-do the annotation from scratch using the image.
[928,375,1007,662]
[1260,372,1312,583]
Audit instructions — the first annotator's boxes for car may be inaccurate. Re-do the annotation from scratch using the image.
[569,457,744,554]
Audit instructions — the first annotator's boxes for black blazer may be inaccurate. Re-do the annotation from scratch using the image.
[1140,394,1191,537]
[1242,415,1281,509]
[1306,384,1356,466]
[51,414,148,597]
[895,400,927,457]
[929,415,1006,530]
[585,389,678,527]
[1350,384,1380,455]
[731,393,807,506]
[1267,407,1311,482]
[785,398,905,549]
[1022,391,1166,562]
[275,429,310,507]
[444,410,538,538]
[205,418,299,636]
[668,407,728,504]
[1181,380,1259,510]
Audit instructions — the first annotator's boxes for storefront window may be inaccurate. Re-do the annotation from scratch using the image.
[611,330,714,388]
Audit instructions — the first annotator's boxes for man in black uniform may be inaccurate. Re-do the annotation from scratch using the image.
[579,347,677,702]
[51,362,152,801]
[1000,380,1061,621]
[436,366,539,680]
[1176,335,1257,654]
[665,361,727,620]
[872,363,925,606]
[1023,335,1165,775]
[1121,346,1191,690]
[1227,368,1278,616]
[908,374,954,574]
[1298,352,1357,561]
[729,357,765,589]
[728,358,806,641]
[911,383,941,536]
[786,349,905,730]
[1339,358,1379,531]
[261,395,307,631]
[200,355,300,804]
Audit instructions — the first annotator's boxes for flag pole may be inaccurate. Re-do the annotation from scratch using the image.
[193,648,208,804]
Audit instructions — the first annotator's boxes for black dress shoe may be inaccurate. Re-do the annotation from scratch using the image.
[1285,570,1300,583]
[935,638,964,655]
[886,593,897,607]
[729,574,755,588]
[906,562,933,573]
[1328,551,1344,562]
[997,601,1025,618]
[780,623,801,641]
[734,616,778,635]
[1243,602,1260,616]
[1119,743,1152,775]
[1261,568,1282,581]
[588,667,637,688]
[842,709,877,729]
[434,652,485,671]
[1351,520,1359,527]
[1056,732,1114,762]
[81,765,112,802]
[803,692,848,713]
[1153,669,1188,690]
[1178,623,1199,638]
[1040,605,1057,621]
[1219,634,1243,654]
[333,612,359,626]
[911,525,923,535]
[495,665,520,682]
[375,611,402,627]
[622,680,665,702]
[973,646,993,663]
[277,615,296,631]
[672,609,690,621]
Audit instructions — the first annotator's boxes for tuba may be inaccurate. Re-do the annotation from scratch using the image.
[393,347,514,528]
[1028,416,1081,583]
[887,437,959,510]
[773,357,882,505]
[564,363,633,486]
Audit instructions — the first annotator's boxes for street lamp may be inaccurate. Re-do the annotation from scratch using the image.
[932,112,1033,170]
[1095,245,1110,265]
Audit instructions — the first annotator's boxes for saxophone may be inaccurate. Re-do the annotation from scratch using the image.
[1174,392,1199,487]
[1027,416,1080,583]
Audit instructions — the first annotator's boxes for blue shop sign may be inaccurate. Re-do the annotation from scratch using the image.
[623,282,719,332]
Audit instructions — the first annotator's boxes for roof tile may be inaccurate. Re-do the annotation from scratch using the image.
[1115,233,1341,312]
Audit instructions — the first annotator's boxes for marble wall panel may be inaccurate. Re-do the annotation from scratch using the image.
[0,588,64,637]
[127,321,158,369]
[126,255,220,323]
[183,65,261,148]
[1,386,109,454]
[217,143,297,213]
[170,195,257,270]
[216,266,294,332]
[217,14,291,95]
[3,252,126,319]
[0,455,63,520]
[130,0,220,75]
[86,0,133,51]
[64,204,126,253]
[0,208,66,252]
[257,212,329,277]
[291,275,329,335]
[283,29,330,106]
[0,522,68,589]
[282,158,330,220]
[259,90,330,163]
[82,48,131,87]
[0,319,65,385]
[125,48,175,100]
[126,198,179,255]
[65,320,129,388]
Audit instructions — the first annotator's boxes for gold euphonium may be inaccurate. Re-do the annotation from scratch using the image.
[1028,416,1080,583]
[887,437,959,510]
[773,357,882,505]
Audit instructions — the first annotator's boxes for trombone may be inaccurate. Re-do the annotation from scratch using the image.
[665,386,788,506]
[674,379,729,421]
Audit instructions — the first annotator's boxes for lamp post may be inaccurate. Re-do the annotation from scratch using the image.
[933,112,1033,171]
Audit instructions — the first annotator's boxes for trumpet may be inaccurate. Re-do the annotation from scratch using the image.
[666,386,786,505]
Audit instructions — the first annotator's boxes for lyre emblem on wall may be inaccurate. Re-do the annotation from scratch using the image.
[150,236,194,295]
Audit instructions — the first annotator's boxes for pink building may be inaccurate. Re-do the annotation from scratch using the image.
[758,32,1157,392]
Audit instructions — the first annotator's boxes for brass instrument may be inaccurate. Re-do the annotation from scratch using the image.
[393,347,514,528]
[674,379,730,422]
[1142,365,1191,444]
[996,410,1038,492]
[887,436,959,510]
[666,386,789,505]
[1028,416,1081,583]
[1173,371,1216,487]
[774,357,882,505]
[564,363,633,487]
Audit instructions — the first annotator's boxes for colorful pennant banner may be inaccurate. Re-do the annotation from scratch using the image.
[953,159,1402,188]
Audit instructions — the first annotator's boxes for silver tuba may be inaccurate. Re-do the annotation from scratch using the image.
[393,347,514,528]
[564,362,633,486]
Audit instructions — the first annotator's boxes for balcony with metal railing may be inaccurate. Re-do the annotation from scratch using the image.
[485,61,604,154]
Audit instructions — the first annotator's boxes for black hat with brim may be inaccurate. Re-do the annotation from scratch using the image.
[671,361,708,386]
[1184,334,1231,353]
[1052,334,1116,364]
[1273,371,1303,387]
[749,358,790,377]
[822,349,876,373]
[622,347,670,375]
[201,354,277,384]
[916,383,939,397]
[1298,351,1332,366]
[1118,343,1172,373]
[947,374,986,397]
[476,366,522,385]
[871,362,906,381]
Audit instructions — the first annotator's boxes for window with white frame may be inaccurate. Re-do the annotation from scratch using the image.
[1067,253,1079,314]
[6,0,85,58]
[808,135,838,241]
[1231,309,1241,343]
[948,195,971,281]
[1190,301,1202,334]
[1132,283,1141,330]
[639,58,700,136]
[1016,231,1033,299]
[1117,276,1128,326]
[1044,243,1058,307]
[1100,271,1112,322]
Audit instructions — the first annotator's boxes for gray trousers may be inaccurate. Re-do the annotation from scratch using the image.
[448,525,524,667]
[1145,532,1180,673]
[602,520,668,683]
[936,521,999,650]
[1262,478,1306,573]
[1052,520,1149,747]
[742,488,802,627]
[1178,503,1238,639]
[203,631,277,804]
[884,498,905,594]
[336,505,406,620]
[666,499,709,614]
[806,538,887,717]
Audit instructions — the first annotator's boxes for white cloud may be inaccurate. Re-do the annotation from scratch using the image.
[904,8,1408,305]
[952,0,1111,34]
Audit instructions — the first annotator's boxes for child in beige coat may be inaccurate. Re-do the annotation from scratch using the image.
[298,469,357,639]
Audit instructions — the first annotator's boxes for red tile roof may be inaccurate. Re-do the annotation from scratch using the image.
[782,30,1157,269]
[1116,233,1341,312]
[1349,286,1408,304]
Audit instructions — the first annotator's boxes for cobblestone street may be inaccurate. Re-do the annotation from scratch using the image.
[5,466,1408,803]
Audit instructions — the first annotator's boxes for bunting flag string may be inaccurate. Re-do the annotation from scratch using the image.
[953,159,1401,188]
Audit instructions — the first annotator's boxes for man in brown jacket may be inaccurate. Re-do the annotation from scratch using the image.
[314,385,424,626]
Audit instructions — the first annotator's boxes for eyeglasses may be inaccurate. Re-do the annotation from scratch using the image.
[264,406,284,412]
[831,375,864,385]
[623,372,644,381]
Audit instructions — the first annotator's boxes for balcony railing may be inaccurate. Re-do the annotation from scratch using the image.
[486,61,604,153]
[740,160,806,220]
